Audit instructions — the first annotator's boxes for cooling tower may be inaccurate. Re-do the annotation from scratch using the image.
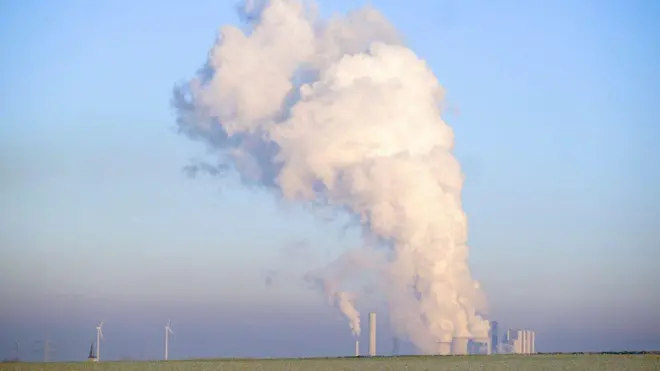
[437,342,452,355]
[369,312,376,356]
[451,337,469,355]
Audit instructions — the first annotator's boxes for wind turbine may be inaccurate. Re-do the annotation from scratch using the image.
[95,321,104,362]
[164,319,174,361]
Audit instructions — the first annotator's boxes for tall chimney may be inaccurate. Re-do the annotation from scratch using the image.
[369,312,376,356]
[355,340,359,357]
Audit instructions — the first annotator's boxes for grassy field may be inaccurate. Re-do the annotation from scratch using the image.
[1,354,659,371]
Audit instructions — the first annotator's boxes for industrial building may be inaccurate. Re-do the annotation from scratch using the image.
[490,321,499,354]
[433,323,534,355]
[505,329,536,354]
[354,313,534,356]
[439,337,490,355]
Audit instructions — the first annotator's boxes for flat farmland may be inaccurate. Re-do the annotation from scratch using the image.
[1,354,658,371]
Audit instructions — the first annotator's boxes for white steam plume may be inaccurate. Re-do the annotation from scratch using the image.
[173,0,489,353]
[305,272,361,336]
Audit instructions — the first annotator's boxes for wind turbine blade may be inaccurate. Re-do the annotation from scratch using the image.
[99,320,104,328]
[100,329,104,340]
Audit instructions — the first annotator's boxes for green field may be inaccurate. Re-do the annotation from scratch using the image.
[1,355,659,371]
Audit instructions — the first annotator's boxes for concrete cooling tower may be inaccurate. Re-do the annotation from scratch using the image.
[437,342,452,355]
[451,337,469,355]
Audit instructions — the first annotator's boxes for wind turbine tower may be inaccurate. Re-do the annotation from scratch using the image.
[164,319,174,361]
[95,321,104,362]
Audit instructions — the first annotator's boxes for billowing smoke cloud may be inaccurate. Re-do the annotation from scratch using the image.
[305,274,361,336]
[172,0,489,353]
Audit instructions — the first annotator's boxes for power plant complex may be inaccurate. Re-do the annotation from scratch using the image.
[490,321,536,355]
[504,329,536,354]
[355,316,535,356]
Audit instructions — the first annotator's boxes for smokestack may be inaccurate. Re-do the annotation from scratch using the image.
[355,340,359,357]
[437,342,451,355]
[451,337,469,355]
[369,312,376,356]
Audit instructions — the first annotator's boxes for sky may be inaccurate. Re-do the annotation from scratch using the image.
[1,0,659,362]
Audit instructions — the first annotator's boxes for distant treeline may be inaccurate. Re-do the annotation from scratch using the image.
[341,352,660,359]
[207,352,660,361]
[535,351,660,355]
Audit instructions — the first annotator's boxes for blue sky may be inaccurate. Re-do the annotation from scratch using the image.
[1,0,659,361]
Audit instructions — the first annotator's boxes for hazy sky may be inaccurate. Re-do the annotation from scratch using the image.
[1,0,659,362]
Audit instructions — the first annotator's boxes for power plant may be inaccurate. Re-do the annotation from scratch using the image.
[505,329,536,354]
[488,323,536,354]
[353,313,534,356]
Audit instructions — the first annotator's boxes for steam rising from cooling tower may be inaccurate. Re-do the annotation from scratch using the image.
[172,0,489,354]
